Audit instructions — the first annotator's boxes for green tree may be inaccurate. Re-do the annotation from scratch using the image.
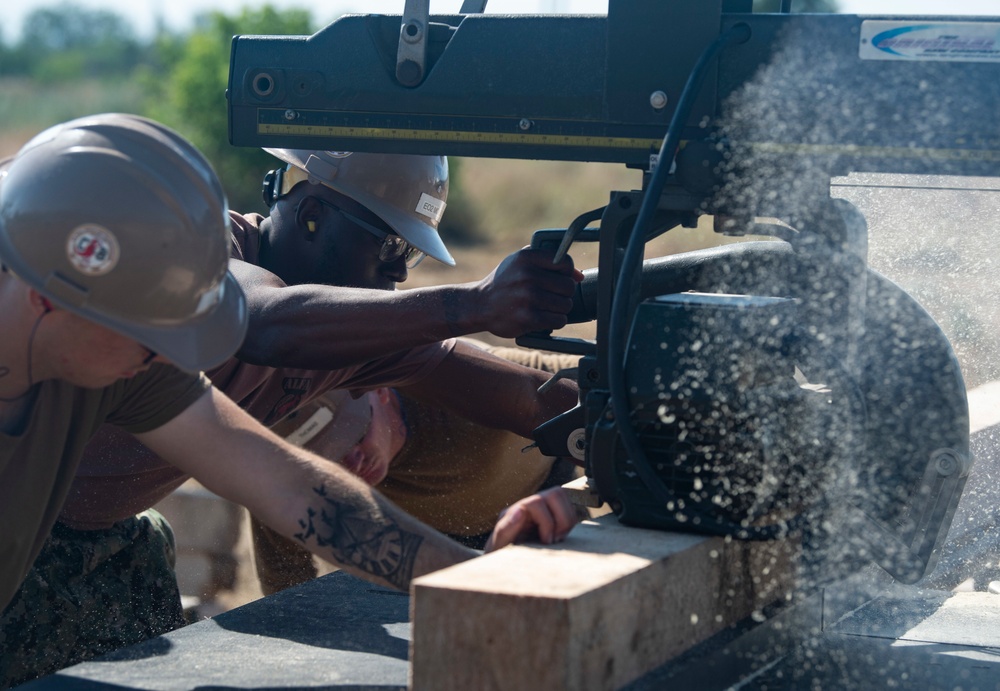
[144,6,313,215]
[17,3,140,80]
[0,33,26,76]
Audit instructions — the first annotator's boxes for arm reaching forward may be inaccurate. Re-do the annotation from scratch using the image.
[136,388,579,590]
[231,247,583,370]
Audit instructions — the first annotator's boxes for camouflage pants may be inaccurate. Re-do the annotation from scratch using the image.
[0,510,185,689]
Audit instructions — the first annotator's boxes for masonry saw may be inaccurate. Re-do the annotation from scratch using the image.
[227,0,999,584]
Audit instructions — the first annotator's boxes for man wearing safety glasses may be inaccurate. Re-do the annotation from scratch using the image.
[221,148,586,592]
[211,147,580,443]
[5,148,583,684]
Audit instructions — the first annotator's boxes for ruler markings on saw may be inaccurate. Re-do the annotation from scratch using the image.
[257,124,1000,162]
[257,123,663,150]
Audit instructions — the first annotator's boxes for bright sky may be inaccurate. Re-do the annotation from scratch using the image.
[2,0,997,42]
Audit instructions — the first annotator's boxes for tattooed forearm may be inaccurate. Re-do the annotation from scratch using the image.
[293,485,423,590]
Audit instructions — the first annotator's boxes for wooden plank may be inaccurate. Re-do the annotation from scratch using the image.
[561,475,605,509]
[411,515,797,691]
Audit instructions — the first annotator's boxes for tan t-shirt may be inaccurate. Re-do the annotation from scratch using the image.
[0,365,208,609]
[378,394,554,536]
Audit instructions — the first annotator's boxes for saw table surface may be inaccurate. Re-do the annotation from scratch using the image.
[18,567,1000,690]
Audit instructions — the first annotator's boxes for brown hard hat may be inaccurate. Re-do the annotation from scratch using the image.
[264,148,454,266]
[0,113,247,372]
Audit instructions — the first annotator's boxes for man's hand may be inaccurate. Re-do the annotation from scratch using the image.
[484,487,581,552]
[230,248,583,370]
[474,248,584,338]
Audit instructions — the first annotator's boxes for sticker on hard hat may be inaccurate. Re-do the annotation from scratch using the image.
[415,193,446,223]
[66,225,120,276]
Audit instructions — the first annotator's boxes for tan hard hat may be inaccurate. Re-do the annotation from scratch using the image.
[0,113,247,372]
[264,148,454,266]
[270,389,373,461]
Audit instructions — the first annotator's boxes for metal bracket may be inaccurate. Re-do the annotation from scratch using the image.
[396,0,430,87]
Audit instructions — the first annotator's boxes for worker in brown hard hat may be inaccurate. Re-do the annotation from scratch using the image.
[0,117,581,688]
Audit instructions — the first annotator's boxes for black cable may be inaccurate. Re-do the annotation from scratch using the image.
[605,22,793,540]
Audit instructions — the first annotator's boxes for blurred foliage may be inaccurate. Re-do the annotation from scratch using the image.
[21,4,134,51]
[139,6,313,215]
[438,157,484,246]
[0,78,145,133]
[4,3,143,80]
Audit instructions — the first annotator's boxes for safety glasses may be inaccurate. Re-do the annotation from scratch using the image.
[313,197,426,269]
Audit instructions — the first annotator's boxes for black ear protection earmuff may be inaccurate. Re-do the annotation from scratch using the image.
[261,167,285,208]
